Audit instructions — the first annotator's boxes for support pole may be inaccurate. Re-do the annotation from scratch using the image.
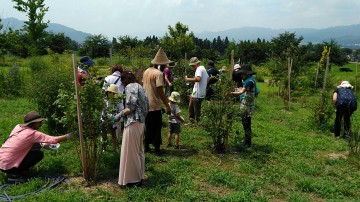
[287,57,292,110]
[230,50,234,80]
[109,48,113,74]
[72,54,87,179]
[355,60,358,93]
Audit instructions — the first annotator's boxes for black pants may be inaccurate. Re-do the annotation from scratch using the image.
[2,150,44,175]
[242,116,252,145]
[145,110,163,150]
[334,105,354,137]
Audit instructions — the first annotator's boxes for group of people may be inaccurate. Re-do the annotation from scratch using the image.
[0,48,357,188]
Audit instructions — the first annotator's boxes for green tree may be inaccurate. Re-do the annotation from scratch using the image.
[45,33,78,53]
[13,0,49,55]
[161,22,195,60]
[79,34,110,58]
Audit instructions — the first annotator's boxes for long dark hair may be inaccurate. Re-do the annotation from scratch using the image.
[121,71,138,86]
[111,64,123,74]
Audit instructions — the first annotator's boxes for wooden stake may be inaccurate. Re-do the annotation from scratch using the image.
[315,61,320,88]
[109,48,113,74]
[72,54,87,179]
[355,60,358,93]
[287,57,292,110]
[322,54,330,93]
[230,50,234,80]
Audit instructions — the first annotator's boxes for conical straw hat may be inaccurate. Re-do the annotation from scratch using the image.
[151,48,173,65]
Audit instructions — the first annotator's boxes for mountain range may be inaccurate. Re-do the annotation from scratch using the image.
[2,17,360,48]
[1,17,92,43]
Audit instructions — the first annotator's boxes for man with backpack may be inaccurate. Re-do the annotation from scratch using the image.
[333,81,357,139]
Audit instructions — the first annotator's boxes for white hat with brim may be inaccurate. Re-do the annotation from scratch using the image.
[338,81,353,89]
[168,92,181,103]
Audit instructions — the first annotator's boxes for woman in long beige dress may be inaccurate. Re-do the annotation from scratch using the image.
[114,71,148,187]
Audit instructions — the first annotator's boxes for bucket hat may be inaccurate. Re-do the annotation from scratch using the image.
[337,81,353,89]
[151,48,172,65]
[21,111,47,126]
[80,56,95,67]
[189,57,200,66]
[106,84,119,94]
[238,64,256,75]
[168,91,181,103]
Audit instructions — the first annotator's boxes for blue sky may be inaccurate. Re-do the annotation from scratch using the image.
[1,0,360,39]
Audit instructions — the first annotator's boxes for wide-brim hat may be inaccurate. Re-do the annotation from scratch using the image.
[338,81,353,89]
[189,57,200,66]
[168,91,181,103]
[151,48,173,65]
[238,64,256,75]
[20,111,47,126]
[80,56,95,67]
[106,84,119,94]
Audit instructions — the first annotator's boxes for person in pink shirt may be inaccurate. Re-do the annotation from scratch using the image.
[0,111,73,182]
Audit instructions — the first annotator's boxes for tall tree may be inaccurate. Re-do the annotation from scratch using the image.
[79,34,110,58]
[161,22,195,60]
[13,0,49,55]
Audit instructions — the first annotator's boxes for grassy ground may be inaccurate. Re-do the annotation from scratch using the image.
[0,82,359,201]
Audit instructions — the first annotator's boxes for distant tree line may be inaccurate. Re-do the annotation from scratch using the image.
[0,0,356,68]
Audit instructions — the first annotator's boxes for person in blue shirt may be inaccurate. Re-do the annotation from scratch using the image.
[229,64,257,148]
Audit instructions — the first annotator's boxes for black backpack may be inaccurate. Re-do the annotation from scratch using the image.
[335,88,357,111]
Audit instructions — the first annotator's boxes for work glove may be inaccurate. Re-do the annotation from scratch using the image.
[66,132,74,140]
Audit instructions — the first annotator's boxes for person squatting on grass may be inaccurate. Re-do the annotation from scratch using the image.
[167,92,185,149]
[185,57,209,125]
[77,56,95,86]
[0,111,73,182]
[332,80,357,139]
[112,71,149,187]
[142,48,172,155]
[229,64,257,148]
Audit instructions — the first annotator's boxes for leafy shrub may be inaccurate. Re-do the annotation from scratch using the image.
[54,79,106,181]
[202,77,241,153]
[28,57,73,133]
[0,64,24,98]
[310,92,334,131]
[28,56,49,72]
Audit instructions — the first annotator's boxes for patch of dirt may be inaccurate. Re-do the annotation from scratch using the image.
[65,176,120,191]
[325,151,349,160]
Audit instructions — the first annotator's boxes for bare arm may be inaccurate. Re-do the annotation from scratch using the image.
[185,76,201,83]
[175,113,185,123]
[231,87,246,96]
[333,92,337,104]
[157,86,171,114]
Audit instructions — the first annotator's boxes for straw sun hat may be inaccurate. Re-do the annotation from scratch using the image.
[106,84,119,94]
[151,48,172,65]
